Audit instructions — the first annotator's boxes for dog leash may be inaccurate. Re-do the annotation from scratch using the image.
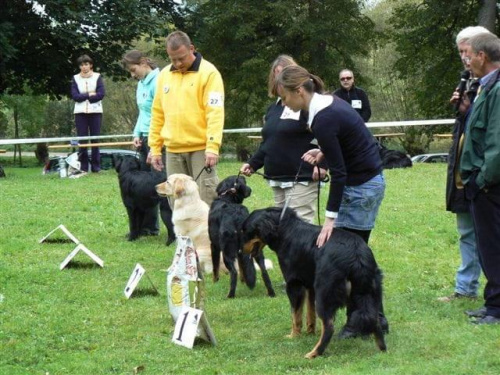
[194,166,212,182]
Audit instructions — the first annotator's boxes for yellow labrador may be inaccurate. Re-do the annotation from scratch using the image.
[156,173,214,274]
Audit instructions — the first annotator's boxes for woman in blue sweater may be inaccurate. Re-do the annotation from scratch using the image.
[240,55,326,223]
[122,50,160,171]
[276,65,385,247]
[122,50,162,235]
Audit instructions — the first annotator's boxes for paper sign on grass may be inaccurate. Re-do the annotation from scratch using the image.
[172,306,204,349]
[60,243,104,270]
[124,263,146,299]
[39,224,80,244]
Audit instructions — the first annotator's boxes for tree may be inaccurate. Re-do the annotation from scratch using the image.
[0,0,182,98]
[183,0,376,128]
[389,0,499,119]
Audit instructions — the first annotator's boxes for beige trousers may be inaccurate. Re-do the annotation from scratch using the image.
[272,182,319,224]
[166,150,219,206]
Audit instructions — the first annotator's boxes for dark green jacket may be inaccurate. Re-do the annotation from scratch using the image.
[460,69,500,189]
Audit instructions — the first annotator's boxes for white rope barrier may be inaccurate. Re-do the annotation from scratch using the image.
[0,119,455,146]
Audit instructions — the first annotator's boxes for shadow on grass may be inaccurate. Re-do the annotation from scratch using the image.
[42,238,76,244]
[64,260,103,269]
[128,288,160,298]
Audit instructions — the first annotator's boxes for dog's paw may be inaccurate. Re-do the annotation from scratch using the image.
[166,236,176,246]
[267,289,276,298]
[226,292,236,299]
[286,331,300,339]
[304,350,319,359]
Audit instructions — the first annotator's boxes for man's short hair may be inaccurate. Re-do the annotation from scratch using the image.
[468,33,500,63]
[166,31,192,50]
[455,26,491,45]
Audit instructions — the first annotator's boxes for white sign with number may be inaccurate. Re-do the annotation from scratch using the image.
[124,263,146,299]
[172,306,204,349]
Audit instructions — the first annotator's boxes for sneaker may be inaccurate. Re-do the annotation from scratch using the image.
[465,306,487,318]
[437,292,477,302]
[471,315,500,325]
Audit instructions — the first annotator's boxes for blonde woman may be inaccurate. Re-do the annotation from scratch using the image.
[240,55,326,224]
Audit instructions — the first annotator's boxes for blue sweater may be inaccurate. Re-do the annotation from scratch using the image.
[134,68,159,138]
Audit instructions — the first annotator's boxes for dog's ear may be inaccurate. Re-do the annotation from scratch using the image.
[174,178,185,198]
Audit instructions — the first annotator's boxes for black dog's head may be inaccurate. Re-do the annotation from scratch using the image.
[241,207,282,256]
[216,175,252,203]
[113,155,140,175]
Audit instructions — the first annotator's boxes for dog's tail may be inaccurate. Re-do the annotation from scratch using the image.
[211,244,221,282]
[238,253,257,289]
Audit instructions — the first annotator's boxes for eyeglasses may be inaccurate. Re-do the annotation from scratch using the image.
[340,77,353,81]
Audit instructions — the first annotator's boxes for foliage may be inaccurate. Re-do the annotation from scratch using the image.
[389,0,500,119]
[100,78,139,136]
[0,0,181,98]
[2,160,500,374]
[184,0,376,128]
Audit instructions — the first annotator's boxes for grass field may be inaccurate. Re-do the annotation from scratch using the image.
[1,159,499,375]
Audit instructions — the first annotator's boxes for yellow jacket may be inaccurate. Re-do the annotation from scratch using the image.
[149,54,224,155]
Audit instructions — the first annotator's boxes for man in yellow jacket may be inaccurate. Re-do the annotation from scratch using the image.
[149,30,224,205]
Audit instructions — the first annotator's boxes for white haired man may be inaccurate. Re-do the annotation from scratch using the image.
[439,26,491,303]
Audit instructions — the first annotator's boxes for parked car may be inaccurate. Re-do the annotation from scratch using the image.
[411,153,448,163]
[43,149,138,174]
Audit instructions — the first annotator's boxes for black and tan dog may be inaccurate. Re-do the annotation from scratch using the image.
[209,175,275,298]
[114,155,175,245]
[242,207,387,359]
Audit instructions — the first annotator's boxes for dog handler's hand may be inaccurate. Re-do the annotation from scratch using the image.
[133,137,142,148]
[317,217,334,247]
[312,167,327,181]
[240,163,254,176]
[205,152,219,168]
[302,149,324,166]
[150,155,164,172]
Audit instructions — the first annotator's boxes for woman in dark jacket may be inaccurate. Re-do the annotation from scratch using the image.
[240,55,325,223]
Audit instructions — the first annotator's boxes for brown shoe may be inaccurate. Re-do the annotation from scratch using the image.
[437,292,477,302]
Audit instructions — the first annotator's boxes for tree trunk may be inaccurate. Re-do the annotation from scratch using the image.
[477,0,497,32]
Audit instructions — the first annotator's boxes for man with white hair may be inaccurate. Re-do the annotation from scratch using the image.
[333,69,371,122]
[439,26,490,303]
[460,32,500,325]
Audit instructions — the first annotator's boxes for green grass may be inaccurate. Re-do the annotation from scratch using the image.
[1,159,499,375]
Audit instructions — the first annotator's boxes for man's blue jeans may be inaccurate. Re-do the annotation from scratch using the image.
[455,212,481,297]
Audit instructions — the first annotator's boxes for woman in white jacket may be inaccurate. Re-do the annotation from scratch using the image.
[71,55,105,173]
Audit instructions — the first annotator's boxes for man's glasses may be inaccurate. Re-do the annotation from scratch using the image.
[340,77,353,82]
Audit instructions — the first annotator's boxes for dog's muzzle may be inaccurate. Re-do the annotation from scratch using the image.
[243,238,264,257]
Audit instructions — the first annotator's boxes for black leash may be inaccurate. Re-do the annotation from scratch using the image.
[194,165,212,182]
[314,165,330,226]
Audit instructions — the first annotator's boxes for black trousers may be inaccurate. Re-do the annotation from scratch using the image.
[469,185,500,318]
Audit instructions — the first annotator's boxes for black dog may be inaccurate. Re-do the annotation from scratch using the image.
[114,155,175,245]
[209,175,275,298]
[379,144,412,169]
[241,207,386,359]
